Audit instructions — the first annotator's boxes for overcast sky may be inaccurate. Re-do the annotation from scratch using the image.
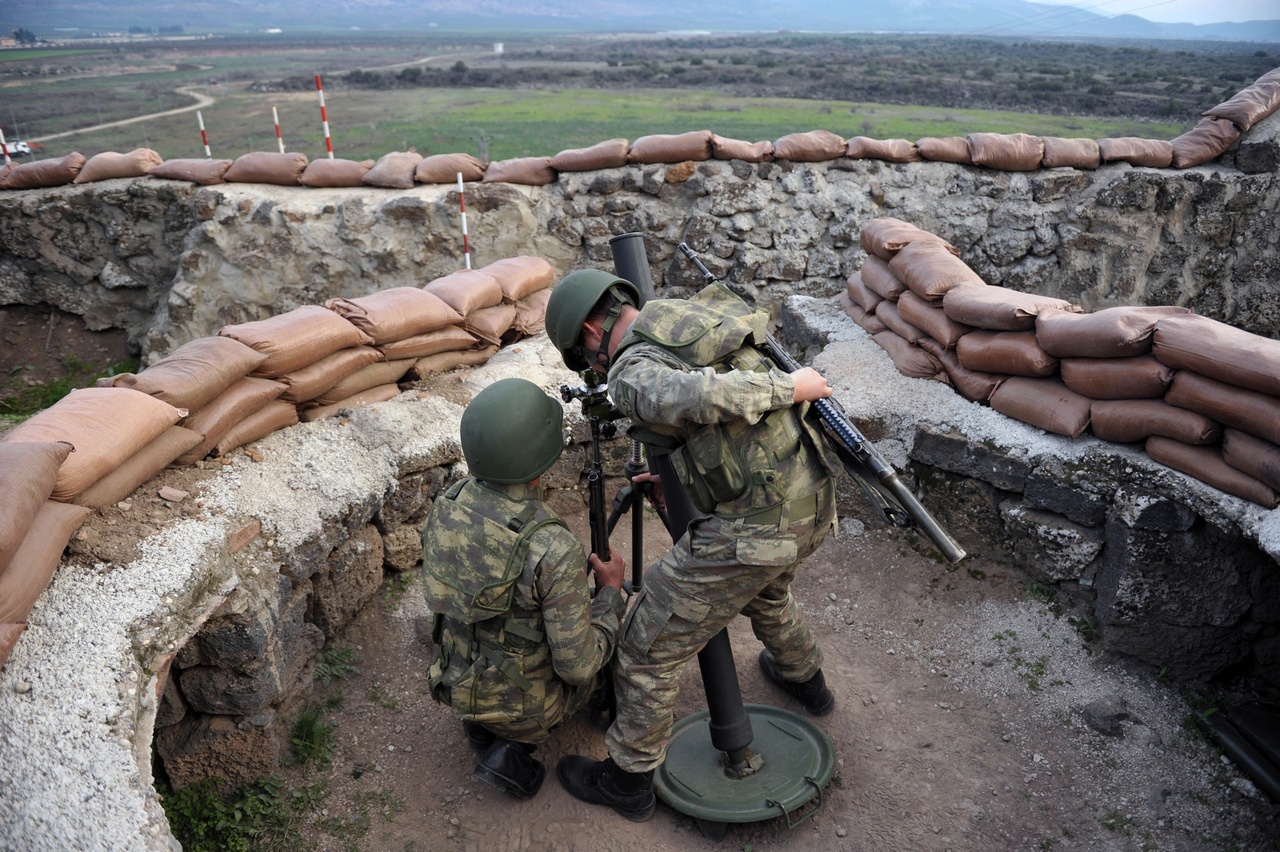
[1037,0,1279,24]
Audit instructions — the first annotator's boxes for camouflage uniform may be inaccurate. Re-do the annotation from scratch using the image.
[603,282,839,773]
[423,478,626,744]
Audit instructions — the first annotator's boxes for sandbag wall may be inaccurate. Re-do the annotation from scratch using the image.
[0,255,555,668]
[1,67,1275,193]
[843,217,1280,511]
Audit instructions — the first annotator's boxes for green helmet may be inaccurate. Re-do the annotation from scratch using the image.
[461,378,564,484]
[546,269,641,371]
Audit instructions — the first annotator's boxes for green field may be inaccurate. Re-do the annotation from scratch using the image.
[27,85,1186,165]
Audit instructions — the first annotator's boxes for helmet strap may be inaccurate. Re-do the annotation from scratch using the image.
[590,285,631,369]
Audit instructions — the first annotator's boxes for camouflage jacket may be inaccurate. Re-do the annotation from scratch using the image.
[421,478,624,725]
[609,282,837,518]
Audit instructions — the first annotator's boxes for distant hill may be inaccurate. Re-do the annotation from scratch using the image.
[4,0,1279,43]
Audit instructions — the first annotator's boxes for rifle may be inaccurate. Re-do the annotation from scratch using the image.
[676,242,967,565]
[560,371,617,569]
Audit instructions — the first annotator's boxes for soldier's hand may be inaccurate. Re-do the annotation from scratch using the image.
[791,367,834,403]
[589,552,626,591]
[632,472,665,511]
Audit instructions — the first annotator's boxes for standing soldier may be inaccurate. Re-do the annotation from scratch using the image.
[421,377,626,799]
[544,270,840,821]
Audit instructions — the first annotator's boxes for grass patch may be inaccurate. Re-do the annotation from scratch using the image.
[314,646,362,686]
[160,776,306,852]
[290,707,338,768]
[0,356,138,422]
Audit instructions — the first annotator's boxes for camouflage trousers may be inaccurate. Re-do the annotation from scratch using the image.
[605,481,836,773]
[460,666,607,746]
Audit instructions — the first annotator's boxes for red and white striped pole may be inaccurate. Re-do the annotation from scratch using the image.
[0,127,10,166]
[197,110,211,158]
[457,172,472,270]
[272,105,284,153]
[315,74,334,159]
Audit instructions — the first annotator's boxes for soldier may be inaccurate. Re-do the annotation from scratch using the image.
[543,270,840,821]
[421,377,627,799]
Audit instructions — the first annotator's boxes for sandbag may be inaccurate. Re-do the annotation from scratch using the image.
[837,293,888,336]
[846,271,883,314]
[1036,305,1191,358]
[1222,428,1280,493]
[944,284,1080,332]
[219,305,373,378]
[324,288,463,344]
[0,441,74,575]
[97,335,269,412]
[222,151,309,186]
[463,303,518,346]
[889,241,984,302]
[1061,355,1174,400]
[512,288,552,338]
[918,338,1005,403]
[896,291,972,349]
[1,388,184,502]
[990,377,1091,438]
[210,400,299,458]
[299,384,402,423]
[957,330,1058,377]
[177,377,287,465]
[1164,371,1280,445]
[482,157,556,185]
[549,138,629,172]
[874,301,926,346]
[415,153,486,184]
[710,135,773,162]
[1202,71,1280,132]
[1170,118,1240,169]
[73,426,204,509]
[859,217,959,261]
[1145,436,1277,509]
[772,130,845,163]
[0,623,26,668]
[406,344,499,379]
[965,133,1044,171]
[299,157,374,188]
[859,255,908,302]
[1,152,86,190]
[376,326,479,361]
[362,151,423,189]
[276,346,383,404]
[627,131,713,164]
[914,137,971,164]
[73,148,163,183]
[870,331,944,380]
[1090,399,1221,445]
[423,269,504,316]
[1039,137,1101,170]
[311,359,415,407]
[1152,313,1280,397]
[0,501,93,622]
[480,256,556,303]
[1097,137,1173,168]
[845,137,920,163]
[146,158,233,186]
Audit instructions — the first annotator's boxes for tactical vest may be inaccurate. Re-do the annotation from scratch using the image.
[618,281,832,518]
[421,478,568,722]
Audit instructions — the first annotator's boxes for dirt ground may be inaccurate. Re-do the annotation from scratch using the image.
[280,490,1279,852]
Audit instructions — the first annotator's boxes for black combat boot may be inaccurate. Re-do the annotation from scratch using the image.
[758,649,835,716]
[462,720,496,753]
[474,738,546,800]
[556,755,656,822]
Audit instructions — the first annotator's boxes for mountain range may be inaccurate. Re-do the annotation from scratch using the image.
[3,0,1279,42]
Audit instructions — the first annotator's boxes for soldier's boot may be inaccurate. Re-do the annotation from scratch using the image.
[556,755,656,822]
[474,738,546,800]
[462,720,496,754]
[758,649,835,716]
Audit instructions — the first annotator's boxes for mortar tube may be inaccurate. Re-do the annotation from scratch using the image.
[610,233,755,769]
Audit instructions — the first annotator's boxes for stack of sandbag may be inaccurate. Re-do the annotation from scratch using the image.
[1174,67,1280,168]
[848,217,1280,509]
[0,440,83,666]
[0,152,87,190]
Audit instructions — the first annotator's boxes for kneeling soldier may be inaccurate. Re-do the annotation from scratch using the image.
[421,377,626,798]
